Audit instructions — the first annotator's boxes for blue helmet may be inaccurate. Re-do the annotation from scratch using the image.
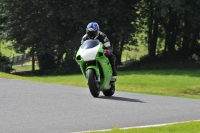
[86,22,99,39]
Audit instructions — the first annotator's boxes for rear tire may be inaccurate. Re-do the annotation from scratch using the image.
[87,69,100,97]
[102,83,115,96]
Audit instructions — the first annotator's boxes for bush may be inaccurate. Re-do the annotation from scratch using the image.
[52,59,81,75]
[0,52,13,73]
[120,51,200,70]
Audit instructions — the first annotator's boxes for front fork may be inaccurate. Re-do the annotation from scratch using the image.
[86,61,101,83]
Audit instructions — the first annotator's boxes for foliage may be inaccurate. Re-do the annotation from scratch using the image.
[1,0,200,73]
[137,0,200,59]
[0,0,139,68]
[0,41,21,57]
[0,52,12,72]
[1,0,86,72]
[96,0,139,64]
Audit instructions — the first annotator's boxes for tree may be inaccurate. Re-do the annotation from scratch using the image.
[2,0,86,72]
[138,0,158,58]
[96,0,139,64]
[2,0,200,73]
[139,0,200,60]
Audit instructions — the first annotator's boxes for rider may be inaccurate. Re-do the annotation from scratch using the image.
[81,22,117,76]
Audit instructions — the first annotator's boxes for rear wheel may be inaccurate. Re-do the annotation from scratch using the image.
[87,69,100,97]
[102,83,115,96]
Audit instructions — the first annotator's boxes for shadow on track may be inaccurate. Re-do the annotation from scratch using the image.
[98,96,145,103]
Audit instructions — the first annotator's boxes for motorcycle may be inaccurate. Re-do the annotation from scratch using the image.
[75,39,116,97]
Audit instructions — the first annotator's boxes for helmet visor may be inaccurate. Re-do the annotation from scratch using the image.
[87,30,98,39]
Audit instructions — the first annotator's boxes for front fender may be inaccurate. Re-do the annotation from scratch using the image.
[86,66,100,77]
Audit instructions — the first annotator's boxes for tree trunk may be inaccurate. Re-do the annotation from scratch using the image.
[166,9,178,53]
[112,39,121,65]
[148,0,153,47]
[164,32,168,52]
[182,18,190,53]
[31,53,35,72]
[149,9,158,58]
[118,36,125,65]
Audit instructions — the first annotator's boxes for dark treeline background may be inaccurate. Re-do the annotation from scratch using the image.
[0,0,200,74]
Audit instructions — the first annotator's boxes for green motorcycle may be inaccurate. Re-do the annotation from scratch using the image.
[75,39,116,97]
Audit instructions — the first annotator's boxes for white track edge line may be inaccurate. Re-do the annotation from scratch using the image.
[72,120,200,133]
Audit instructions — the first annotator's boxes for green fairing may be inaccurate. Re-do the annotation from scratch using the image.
[86,66,100,76]
[75,40,114,92]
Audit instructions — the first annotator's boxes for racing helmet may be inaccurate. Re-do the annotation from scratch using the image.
[86,22,99,39]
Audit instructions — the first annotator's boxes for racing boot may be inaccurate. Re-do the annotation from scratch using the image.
[111,61,118,76]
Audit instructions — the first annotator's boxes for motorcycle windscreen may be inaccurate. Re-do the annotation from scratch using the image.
[81,40,100,49]
[80,40,100,61]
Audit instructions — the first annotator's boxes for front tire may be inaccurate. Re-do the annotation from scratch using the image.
[87,69,100,97]
[103,83,115,96]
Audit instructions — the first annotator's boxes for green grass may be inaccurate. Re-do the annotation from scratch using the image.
[116,70,200,99]
[0,41,21,57]
[12,65,39,72]
[91,121,200,133]
[122,44,148,61]
[1,69,200,99]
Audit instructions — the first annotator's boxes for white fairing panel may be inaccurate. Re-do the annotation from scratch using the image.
[80,44,100,61]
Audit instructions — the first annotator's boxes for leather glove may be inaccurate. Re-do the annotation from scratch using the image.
[104,49,110,55]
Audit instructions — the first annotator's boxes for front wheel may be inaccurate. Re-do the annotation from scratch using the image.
[102,83,115,96]
[87,69,100,97]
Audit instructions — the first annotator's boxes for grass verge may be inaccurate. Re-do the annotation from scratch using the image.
[1,69,200,99]
[90,121,200,133]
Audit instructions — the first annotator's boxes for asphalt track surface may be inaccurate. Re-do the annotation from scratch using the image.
[0,78,200,133]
